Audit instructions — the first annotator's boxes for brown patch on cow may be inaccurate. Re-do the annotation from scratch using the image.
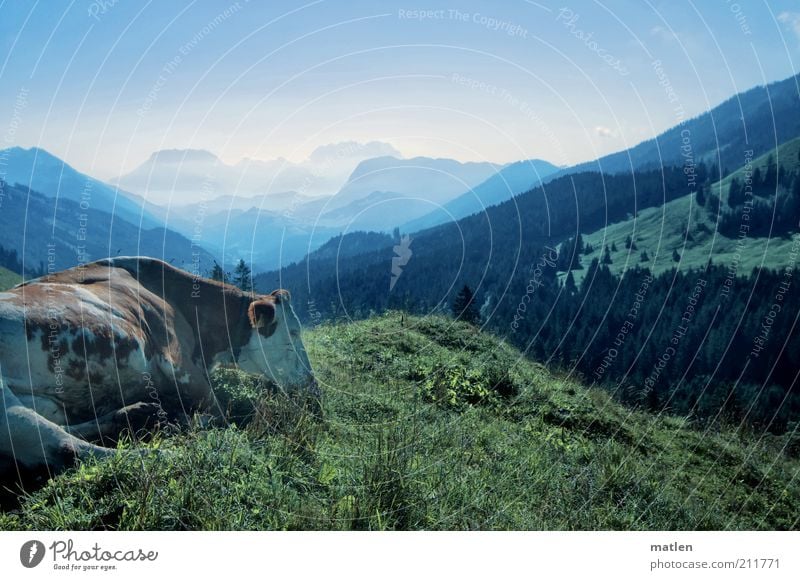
[248,299,277,338]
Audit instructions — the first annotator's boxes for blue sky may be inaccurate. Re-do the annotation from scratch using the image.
[1,0,799,179]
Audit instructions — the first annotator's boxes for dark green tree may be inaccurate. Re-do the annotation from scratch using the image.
[452,284,480,324]
[602,246,612,265]
[210,262,226,283]
[564,270,577,295]
[232,259,252,291]
[728,177,744,208]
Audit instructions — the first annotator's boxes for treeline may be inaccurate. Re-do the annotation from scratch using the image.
[509,261,800,433]
[0,243,24,274]
[714,165,800,237]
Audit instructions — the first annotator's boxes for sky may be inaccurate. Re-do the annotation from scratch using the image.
[1,0,799,180]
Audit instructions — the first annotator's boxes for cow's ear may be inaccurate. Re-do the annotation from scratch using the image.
[248,299,277,336]
[271,289,291,304]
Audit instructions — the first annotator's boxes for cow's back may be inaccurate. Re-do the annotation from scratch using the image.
[0,263,171,422]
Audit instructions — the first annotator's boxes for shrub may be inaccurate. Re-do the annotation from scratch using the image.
[420,362,518,410]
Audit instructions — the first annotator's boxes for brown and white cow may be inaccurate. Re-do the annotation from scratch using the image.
[0,257,316,478]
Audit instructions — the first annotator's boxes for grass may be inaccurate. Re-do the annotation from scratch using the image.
[711,136,800,200]
[0,266,21,291]
[573,138,800,283]
[1,312,798,530]
[575,191,799,283]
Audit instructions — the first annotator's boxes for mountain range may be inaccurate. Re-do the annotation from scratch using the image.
[0,147,160,228]
[112,141,402,204]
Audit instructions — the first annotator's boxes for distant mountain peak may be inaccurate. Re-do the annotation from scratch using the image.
[146,148,220,164]
[308,140,402,163]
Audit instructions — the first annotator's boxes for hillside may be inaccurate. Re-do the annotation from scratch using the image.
[575,137,800,281]
[0,146,160,228]
[711,135,800,200]
[0,267,21,291]
[0,180,216,273]
[404,158,561,232]
[563,72,800,177]
[1,313,798,530]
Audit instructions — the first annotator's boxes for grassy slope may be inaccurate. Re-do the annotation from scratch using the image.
[574,138,800,282]
[2,313,798,530]
[712,136,800,198]
[0,266,21,291]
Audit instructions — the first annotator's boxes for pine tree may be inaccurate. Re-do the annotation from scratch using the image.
[672,249,681,262]
[602,246,612,265]
[728,178,743,208]
[452,284,480,324]
[696,187,706,206]
[565,270,577,295]
[575,234,584,256]
[232,259,252,291]
[210,262,226,283]
[640,250,649,262]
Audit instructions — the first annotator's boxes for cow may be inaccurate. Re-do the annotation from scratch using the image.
[0,257,316,480]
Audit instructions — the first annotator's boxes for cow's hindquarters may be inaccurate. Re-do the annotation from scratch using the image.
[0,378,113,476]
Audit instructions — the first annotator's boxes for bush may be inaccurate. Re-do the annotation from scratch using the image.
[420,362,518,410]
